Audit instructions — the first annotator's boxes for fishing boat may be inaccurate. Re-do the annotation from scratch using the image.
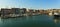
[49,12,53,16]
[1,14,23,19]
[54,12,60,17]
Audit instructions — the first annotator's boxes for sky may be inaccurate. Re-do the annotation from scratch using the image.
[0,0,60,9]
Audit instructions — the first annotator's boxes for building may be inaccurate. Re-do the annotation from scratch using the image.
[20,8,27,14]
[1,8,13,18]
[35,10,40,13]
[11,8,20,14]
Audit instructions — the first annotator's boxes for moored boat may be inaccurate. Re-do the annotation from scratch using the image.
[54,12,60,17]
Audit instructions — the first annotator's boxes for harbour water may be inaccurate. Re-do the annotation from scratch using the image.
[0,15,60,27]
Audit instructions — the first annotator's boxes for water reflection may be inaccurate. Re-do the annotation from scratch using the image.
[53,17,60,24]
[0,15,60,27]
[0,16,34,24]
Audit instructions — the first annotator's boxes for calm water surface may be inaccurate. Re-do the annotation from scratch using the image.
[0,15,60,27]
